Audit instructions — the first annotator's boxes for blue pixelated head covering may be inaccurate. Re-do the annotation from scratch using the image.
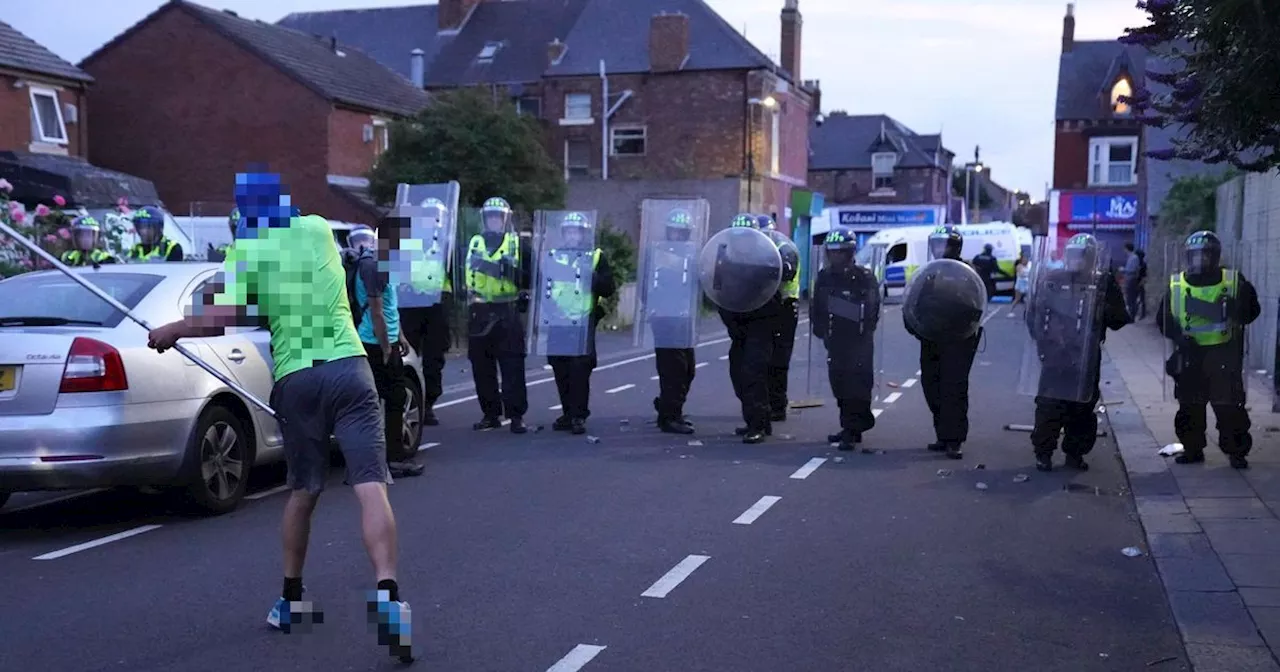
[233,169,301,239]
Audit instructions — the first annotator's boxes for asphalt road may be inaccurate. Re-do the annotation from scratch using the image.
[0,305,1190,671]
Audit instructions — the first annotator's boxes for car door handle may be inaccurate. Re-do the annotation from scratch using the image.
[227,349,246,362]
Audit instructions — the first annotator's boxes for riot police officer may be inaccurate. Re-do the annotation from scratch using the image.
[60,215,118,267]
[397,197,453,427]
[811,225,881,450]
[207,209,237,262]
[646,207,702,434]
[757,214,801,421]
[466,197,531,434]
[908,225,980,459]
[126,206,183,262]
[538,212,616,435]
[1157,230,1261,468]
[1025,234,1130,472]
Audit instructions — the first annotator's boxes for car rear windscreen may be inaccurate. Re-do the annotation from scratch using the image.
[0,273,163,328]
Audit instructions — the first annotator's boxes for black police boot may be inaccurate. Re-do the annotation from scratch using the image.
[1175,450,1206,465]
[828,432,843,444]
[944,443,963,460]
[473,416,501,431]
[509,416,527,434]
[1230,455,1250,469]
[552,415,573,432]
[1035,453,1053,472]
[571,418,587,435]
[659,417,694,435]
[771,408,788,422]
[422,409,439,427]
[736,426,772,437]
[1064,454,1089,471]
[741,428,767,444]
[927,442,946,452]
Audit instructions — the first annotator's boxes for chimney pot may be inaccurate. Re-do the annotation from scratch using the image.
[780,0,802,81]
[648,12,689,73]
[1062,3,1075,53]
[410,48,425,88]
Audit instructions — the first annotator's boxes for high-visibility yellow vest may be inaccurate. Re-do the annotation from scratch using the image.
[1170,269,1238,346]
[61,249,112,266]
[465,233,519,302]
[127,239,177,262]
[773,237,800,299]
[547,248,601,320]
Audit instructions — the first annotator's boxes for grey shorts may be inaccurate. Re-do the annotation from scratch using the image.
[269,355,392,495]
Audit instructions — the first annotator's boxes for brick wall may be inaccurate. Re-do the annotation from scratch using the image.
[327,106,390,179]
[81,6,335,217]
[807,167,947,205]
[1053,122,1088,189]
[0,72,88,158]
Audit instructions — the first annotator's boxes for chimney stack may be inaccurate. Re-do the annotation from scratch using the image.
[547,38,566,66]
[649,12,689,73]
[439,0,481,32]
[804,79,821,117]
[330,35,338,52]
[780,0,802,81]
[1062,3,1075,53]
[410,48,425,88]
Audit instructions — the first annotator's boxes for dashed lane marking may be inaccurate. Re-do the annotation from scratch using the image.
[642,554,710,598]
[789,458,827,480]
[606,384,635,394]
[732,496,781,525]
[550,404,562,410]
[718,355,729,361]
[872,409,883,418]
[883,392,902,404]
[695,362,708,369]
[418,442,440,452]
[547,644,607,672]
[33,524,164,561]
[434,352,660,409]
[650,375,660,380]
[901,378,917,388]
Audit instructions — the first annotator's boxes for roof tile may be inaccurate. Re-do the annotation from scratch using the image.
[0,19,93,83]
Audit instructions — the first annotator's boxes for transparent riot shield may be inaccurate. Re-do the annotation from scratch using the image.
[1162,238,1253,405]
[462,203,522,344]
[902,259,987,343]
[528,210,599,356]
[801,244,884,408]
[189,201,237,261]
[389,181,460,308]
[1016,237,1108,403]
[697,226,782,313]
[633,199,711,349]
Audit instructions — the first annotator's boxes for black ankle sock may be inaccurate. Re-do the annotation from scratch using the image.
[377,579,400,602]
[282,577,303,601]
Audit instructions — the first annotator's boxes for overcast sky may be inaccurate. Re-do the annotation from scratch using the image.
[7,0,1146,196]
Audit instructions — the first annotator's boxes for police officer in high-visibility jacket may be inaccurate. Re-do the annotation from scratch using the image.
[60,215,118,267]
[466,197,532,434]
[757,214,801,421]
[207,209,237,262]
[1156,230,1261,469]
[397,197,454,427]
[126,206,183,262]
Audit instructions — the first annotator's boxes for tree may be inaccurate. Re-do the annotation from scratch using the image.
[1157,171,1235,234]
[367,88,566,213]
[1121,1,1280,171]
[951,170,993,208]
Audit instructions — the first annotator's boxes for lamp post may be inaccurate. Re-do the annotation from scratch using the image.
[746,95,777,213]
[963,162,985,224]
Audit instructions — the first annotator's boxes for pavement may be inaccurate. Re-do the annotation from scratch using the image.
[1103,317,1280,671]
[0,305,1191,671]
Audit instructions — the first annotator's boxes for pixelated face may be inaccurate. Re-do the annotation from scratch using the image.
[234,171,294,237]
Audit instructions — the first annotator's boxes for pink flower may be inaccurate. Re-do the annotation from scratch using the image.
[0,179,11,193]
[57,227,70,239]
[43,234,57,243]
[34,204,50,217]
[18,258,32,269]
[52,195,66,207]
[117,197,129,211]
[11,210,23,223]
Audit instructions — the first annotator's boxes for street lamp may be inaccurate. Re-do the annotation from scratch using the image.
[964,162,985,224]
[745,96,778,212]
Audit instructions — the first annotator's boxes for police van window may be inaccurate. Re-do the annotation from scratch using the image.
[887,243,907,264]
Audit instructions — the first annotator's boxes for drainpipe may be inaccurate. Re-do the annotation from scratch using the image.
[601,60,609,181]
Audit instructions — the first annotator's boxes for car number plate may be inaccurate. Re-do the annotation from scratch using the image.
[0,366,14,392]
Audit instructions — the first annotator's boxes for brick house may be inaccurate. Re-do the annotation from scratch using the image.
[807,112,955,246]
[278,0,816,238]
[1050,2,1146,256]
[78,0,429,227]
[0,20,93,158]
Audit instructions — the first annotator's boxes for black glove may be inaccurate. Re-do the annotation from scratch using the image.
[517,290,530,313]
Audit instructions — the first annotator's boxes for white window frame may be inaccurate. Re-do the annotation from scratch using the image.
[477,42,500,62]
[561,93,593,125]
[29,86,67,145]
[871,151,897,191]
[770,112,780,175]
[610,125,646,156]
[1088,136,1138,187]
[1110,79,1132,115]
[372,118,390,153]
[564,138,590,180]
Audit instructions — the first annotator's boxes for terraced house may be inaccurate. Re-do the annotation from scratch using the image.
[279,0,819,238]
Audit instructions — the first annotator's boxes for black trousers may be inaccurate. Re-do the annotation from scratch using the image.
[768,300,799,413]
[549,351,597,420]
[400,297,452,409]
[363,343,407,461]
[468,314,528,420]
[726,315,775,431]
[655,347,696,420]
[919,335,980,444]
[1031,398,1099,457]
[836,398,875,437]
[1175,401,1253,457]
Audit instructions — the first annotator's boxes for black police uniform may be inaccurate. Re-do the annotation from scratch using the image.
[1029,268,1129,469]
[722,262,796,442]
[811,260,880,446]
[468,232,533,429]
[768,285,800,421]
[400,271,453,426]
[548,254,616,433]
[649,263,699,433]
[1156,268,1261,466]
[971,247,998,300]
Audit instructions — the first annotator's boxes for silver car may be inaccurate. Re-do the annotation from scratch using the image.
[0,263,426,514]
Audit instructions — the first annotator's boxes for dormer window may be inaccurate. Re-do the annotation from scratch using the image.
[871,152,898,192]
[477,42,502,62]
[1111,78,1132,115]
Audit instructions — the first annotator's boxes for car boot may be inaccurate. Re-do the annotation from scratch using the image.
[509,416,527,434]
[552,415,573,432]
[1175,450,1206,465]
[1064,454,1089,471]
[473,416,501,431]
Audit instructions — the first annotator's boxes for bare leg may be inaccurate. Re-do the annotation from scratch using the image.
[282,490,319,577]
[352,481,398,582]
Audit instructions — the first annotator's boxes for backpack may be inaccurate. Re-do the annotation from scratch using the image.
[341,249,366,328]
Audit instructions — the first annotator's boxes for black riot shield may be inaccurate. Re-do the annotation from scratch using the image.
[633,199,711,349]
[1017,237,1107,403]
[697,226,782,313]
[902,258,988,343]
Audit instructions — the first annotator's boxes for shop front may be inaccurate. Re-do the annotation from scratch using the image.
[1049,190,1138,266]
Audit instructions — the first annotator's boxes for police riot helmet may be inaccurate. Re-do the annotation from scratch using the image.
[823,225,858,268]
[420,197,448,217]
[754,214,777,231]
[928,225,963,260]
[481,197,511,231]
[560,211,592,248]
[1185,230,1222,275]
[228,208,241,237]
[1064,233,1099,274]
[133,206,164,246]
[348,225,376,254]
[666,208,693,242]
[71,215,101,252]
[730,213,757,229]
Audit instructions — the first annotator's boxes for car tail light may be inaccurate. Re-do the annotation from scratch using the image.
[59,337,128,393]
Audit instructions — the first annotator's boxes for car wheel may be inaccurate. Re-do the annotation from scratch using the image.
[398,373,424,460]
[183,405,251,515]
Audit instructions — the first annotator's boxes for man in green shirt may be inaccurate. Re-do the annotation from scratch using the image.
[145,171,413,663]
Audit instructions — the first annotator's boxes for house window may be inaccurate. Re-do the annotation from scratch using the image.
[477,42,501,62]
[1089,136,1138,186]
[1111,79,1132,115]
[565,138,590,180]
[611,126,645,156]
[29,86,67,144]
[871,152,897,191]
[770,112,780,174]
[516,96,542,118]
[564,93,591,120]
[372,119,390,154]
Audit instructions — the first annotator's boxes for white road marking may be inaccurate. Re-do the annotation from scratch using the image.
[1,488,106,513]
[696,336,731,348]
[246,484,291,500]
[550,404,563,410]
[543,364,553,370]
[901,378,917,388]
[915,369,922,376]
[548,644,607,672]
[980,306,1001,326]
[418,442,440,453]
[606,384,635,394]
[501,418,511,427]
[33,524,164,560]
[650,375,660,380]
[789,457,827,480]
[718,355,728,361]
[733,496,781,525]
[433,393,480,409]
[642,554,710,598]
[695,362,708,369]
[883,392,902,404]
[872,409,883,418]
